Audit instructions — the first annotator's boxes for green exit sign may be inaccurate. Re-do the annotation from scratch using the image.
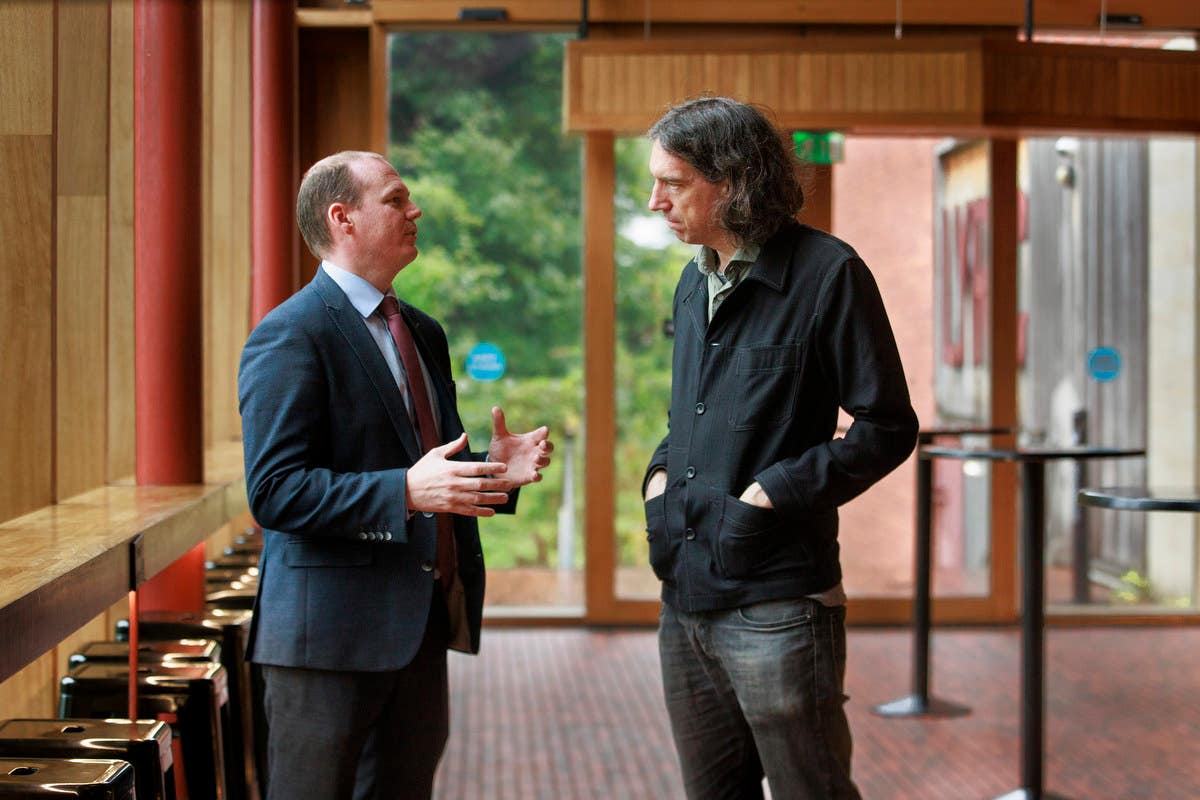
[793,131,845,165]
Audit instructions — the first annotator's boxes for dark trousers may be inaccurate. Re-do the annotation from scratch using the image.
[261,590,450,800]
[659,597,861,800]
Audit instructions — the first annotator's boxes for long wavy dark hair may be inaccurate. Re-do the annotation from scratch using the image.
[649,97,804,247]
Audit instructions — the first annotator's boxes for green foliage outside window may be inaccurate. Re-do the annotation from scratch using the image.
[386,32,689,572]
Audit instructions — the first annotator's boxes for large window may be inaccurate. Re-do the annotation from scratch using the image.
[386,32,584,613]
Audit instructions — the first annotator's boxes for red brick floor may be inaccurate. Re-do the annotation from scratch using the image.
[436,627,1200,799]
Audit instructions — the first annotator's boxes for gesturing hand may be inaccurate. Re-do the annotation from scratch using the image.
[487,407,554,490]
[406,434,511,517]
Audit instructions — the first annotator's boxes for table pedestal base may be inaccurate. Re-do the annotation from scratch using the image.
[871,694,970,718]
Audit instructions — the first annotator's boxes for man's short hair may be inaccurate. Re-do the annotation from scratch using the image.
[649,97,804,246]
[296,151,389,259]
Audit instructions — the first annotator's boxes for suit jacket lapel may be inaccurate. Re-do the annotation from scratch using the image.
[313,271,423,463]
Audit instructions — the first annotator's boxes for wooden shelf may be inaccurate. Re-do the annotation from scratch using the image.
[0,440,248,683]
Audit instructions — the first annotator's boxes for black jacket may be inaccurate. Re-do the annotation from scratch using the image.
[643,222,918,612]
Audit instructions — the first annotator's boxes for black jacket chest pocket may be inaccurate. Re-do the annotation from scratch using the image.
[729,341,805,430]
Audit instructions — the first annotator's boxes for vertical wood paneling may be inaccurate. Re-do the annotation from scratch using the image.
[108,0,135,482]
[205,0,252,448]
[0,2,54,523]
[298,27,370,283]
[0,137,54,521]
[53,611,109,687]
[56,1,109,195]
[0,652,56,719]
[55,0,110,501]
[56,196,109,499]
[0,1,54,136]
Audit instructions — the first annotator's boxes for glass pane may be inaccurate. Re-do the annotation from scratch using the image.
[923,138,998,599]
[386,32,584,612]
[613,136,693,600]
[1019,134,1198,611]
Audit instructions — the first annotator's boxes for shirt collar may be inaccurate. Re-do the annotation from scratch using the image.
[321,260,395,318]
[695,242,761,279]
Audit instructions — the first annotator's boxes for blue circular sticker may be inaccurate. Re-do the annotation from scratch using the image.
[465,342,506,381]
[1087,347,1121,382]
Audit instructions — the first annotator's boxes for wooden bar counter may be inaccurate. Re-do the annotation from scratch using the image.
[0,441,248,684]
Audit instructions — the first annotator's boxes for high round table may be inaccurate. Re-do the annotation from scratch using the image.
[873,426,1013,720]
[918,445,1144,800]
[1078,486,1200,513]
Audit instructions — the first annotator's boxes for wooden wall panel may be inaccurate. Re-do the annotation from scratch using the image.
[298,27,371,283]
[0,137,54,522]
[53,611,110,687]
[55,0,110,502]
[0,2,54,524]
[108,0,136,482]
[0,1,54,136]
[0,653,56,719]
[57,1,109,195]
[204,0,253,450]
[56,196,110,499]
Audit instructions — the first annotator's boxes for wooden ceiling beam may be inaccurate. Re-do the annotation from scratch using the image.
[563,36,1200,136]
[369,0,1199,30]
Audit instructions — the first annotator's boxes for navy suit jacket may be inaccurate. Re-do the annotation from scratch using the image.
[238,268,499,671]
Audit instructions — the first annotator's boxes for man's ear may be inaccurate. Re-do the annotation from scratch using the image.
[327,202,353,237]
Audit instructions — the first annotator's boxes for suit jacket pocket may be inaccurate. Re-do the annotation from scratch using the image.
[644,493,676,581]
[717,495,784,578]
[284,538,374,568]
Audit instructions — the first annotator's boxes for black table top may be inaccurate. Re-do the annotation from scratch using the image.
[921,445,1145,462]
[1078,486,1200,512]
[918,426,1015,440]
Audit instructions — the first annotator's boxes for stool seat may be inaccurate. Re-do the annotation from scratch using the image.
[69,639,221,669]
[205,589,256,611]
[0,720,172,800]
[0,757,136,799]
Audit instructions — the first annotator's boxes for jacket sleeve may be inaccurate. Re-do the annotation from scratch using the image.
[238,314,410,539]
[755,257,919,515]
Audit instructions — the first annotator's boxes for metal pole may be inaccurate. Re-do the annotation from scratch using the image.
[1021,460,1046,796]
[912,453,933,704]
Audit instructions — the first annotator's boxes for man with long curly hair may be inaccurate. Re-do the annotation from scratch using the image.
[642,97,918,799]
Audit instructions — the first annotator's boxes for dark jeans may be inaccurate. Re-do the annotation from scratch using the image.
[659,597,861,800]
[261,589,450,800]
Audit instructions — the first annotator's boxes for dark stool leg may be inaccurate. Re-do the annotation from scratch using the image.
[874,453,969,718]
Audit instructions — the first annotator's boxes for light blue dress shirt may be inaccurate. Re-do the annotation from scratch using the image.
[321,260,439,434]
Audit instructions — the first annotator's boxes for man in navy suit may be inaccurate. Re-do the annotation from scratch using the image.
[238,150,553,800]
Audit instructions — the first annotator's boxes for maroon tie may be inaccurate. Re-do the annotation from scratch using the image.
[379,295,457,589]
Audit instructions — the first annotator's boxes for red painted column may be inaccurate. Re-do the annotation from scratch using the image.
[251,0,298,326]
[134,0,206,612]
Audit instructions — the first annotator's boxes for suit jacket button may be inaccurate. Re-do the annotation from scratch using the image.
[359,532,369,540]
[420,561,434,572]
[422,511,435,518]
[384,532,392,541]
